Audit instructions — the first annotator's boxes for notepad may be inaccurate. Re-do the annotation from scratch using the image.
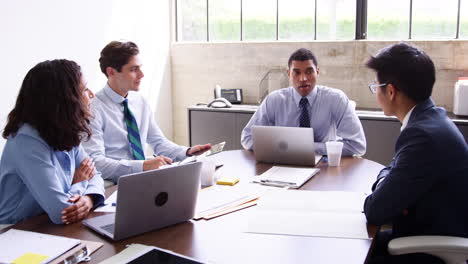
[254,166,320,188]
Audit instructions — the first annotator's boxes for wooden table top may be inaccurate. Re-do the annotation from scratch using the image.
[7,150,384,264]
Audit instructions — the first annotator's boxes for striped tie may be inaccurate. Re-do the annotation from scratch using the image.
[122,99,145,160]
[299,97,310,128]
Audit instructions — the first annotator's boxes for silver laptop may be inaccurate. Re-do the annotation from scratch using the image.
[252,126,322,166]
[83,162,202,241]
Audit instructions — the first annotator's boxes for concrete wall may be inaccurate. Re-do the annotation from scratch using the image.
[0,0,172,153]
[171,40,468,145]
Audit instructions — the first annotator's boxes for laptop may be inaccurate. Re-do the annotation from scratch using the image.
[252,126,322,166]
[83,162,202,241]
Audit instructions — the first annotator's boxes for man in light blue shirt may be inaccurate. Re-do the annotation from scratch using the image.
[83,41,211,182]
[241,48,366,156]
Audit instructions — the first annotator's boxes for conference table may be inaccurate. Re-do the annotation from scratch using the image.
[7,150,384,264]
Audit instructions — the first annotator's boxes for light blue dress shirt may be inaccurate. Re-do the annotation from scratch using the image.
[241,86,366,156]
[0,124,105,224]
[82,84,188,182]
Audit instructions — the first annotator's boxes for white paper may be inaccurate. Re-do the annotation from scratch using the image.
[0,229,81,263]
[246,190,370,239]
[195,185,259,217]
[94,191,117,213]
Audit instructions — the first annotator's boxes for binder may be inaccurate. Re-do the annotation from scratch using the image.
[0,229,103,264]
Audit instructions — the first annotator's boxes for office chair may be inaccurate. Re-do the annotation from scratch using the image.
[388,236,468,264]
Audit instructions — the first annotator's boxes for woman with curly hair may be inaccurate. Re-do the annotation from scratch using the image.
[0,59,105,224]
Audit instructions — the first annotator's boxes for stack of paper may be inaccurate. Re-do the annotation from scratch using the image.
[246,190,370,239]
[195,186,259,220]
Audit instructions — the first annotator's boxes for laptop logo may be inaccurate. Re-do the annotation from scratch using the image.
[155,192,169,207]
[278,141,288,151]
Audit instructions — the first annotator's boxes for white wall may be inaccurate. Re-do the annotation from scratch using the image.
[0,0,172,152]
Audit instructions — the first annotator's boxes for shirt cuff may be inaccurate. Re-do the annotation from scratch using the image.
[314,142,326,155]
[122,159,145,174]
[69,181,87,196]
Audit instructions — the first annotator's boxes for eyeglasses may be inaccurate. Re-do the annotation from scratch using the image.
[368,82,387,94]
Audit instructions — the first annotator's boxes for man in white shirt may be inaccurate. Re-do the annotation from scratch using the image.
[83,41,210,182]
[241,48,366,156]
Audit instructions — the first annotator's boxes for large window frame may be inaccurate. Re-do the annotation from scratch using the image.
[175,0,465,41]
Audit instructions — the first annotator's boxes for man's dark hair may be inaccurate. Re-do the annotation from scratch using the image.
[288,48,318,68]
[3,59,92,151]
[99,41,139,77]
[365,42,435,103]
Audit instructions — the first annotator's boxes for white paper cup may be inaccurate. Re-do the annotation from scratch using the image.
[199,158,216,187]
[326,141,344,167]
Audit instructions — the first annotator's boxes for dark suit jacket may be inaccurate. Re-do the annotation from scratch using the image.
[364,98,468,238]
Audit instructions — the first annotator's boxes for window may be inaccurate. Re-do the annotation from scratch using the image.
[316,0,355,40]
[367,0,409,40]
[175,0,467,42]
[278,0,315,41]
[412,0,458,39]
[209,0,240,41]
[177,0,207,41]
[243,0,277,41]
[459,0,468,38]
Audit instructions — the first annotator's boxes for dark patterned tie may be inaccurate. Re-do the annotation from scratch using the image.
[122,99,145,160]
[299,97,310,128]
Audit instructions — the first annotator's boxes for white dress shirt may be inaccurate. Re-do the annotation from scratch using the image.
[241,86,366,156]
[83,84,188,182]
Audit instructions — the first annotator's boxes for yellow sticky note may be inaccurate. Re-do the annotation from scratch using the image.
[216,177,240,186]
[13,252,49,264]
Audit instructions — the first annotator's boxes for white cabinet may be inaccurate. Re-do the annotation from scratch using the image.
[188,106,468,165]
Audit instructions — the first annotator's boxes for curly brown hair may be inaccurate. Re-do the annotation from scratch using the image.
[3,59,92,151]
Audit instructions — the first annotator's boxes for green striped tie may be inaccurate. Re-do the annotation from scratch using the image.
[122,99,145,160]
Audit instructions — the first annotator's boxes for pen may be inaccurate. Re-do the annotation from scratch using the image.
[260,179,296,186]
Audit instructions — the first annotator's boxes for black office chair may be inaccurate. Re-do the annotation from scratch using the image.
[388,236,468,264]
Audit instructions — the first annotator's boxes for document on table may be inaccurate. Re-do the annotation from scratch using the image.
[195,185,260,220]
[246,189,370,239]
[0,229,81,264]
[94,191,118,213]
[253,166,320,188]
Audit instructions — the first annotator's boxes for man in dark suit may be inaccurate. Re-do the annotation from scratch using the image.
[364,42,468,264]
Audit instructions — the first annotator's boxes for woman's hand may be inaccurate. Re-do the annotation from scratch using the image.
[72,157,95,184]
[61,194,94,224]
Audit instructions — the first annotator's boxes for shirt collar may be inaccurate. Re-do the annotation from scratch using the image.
[291,86,317,107]
[401,105,416,131]
[103,83,126,104]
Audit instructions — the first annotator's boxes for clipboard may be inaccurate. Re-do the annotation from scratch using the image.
[254,166,320,189]
[50,240,103,264]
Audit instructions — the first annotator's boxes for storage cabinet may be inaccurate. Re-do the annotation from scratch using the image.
[188,106,468,165]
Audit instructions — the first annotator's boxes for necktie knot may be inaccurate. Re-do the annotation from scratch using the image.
[300,97,309,107]
[122,99,129,108]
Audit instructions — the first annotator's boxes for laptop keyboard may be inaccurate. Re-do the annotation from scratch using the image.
[101,223,115,234]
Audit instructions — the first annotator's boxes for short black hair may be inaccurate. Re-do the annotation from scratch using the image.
[99,41,139,77]
[365,42,435,103]
[288,48,318,68]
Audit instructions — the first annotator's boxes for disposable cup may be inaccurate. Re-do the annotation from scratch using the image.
[326,141,343,167]
[199,158,216,187]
